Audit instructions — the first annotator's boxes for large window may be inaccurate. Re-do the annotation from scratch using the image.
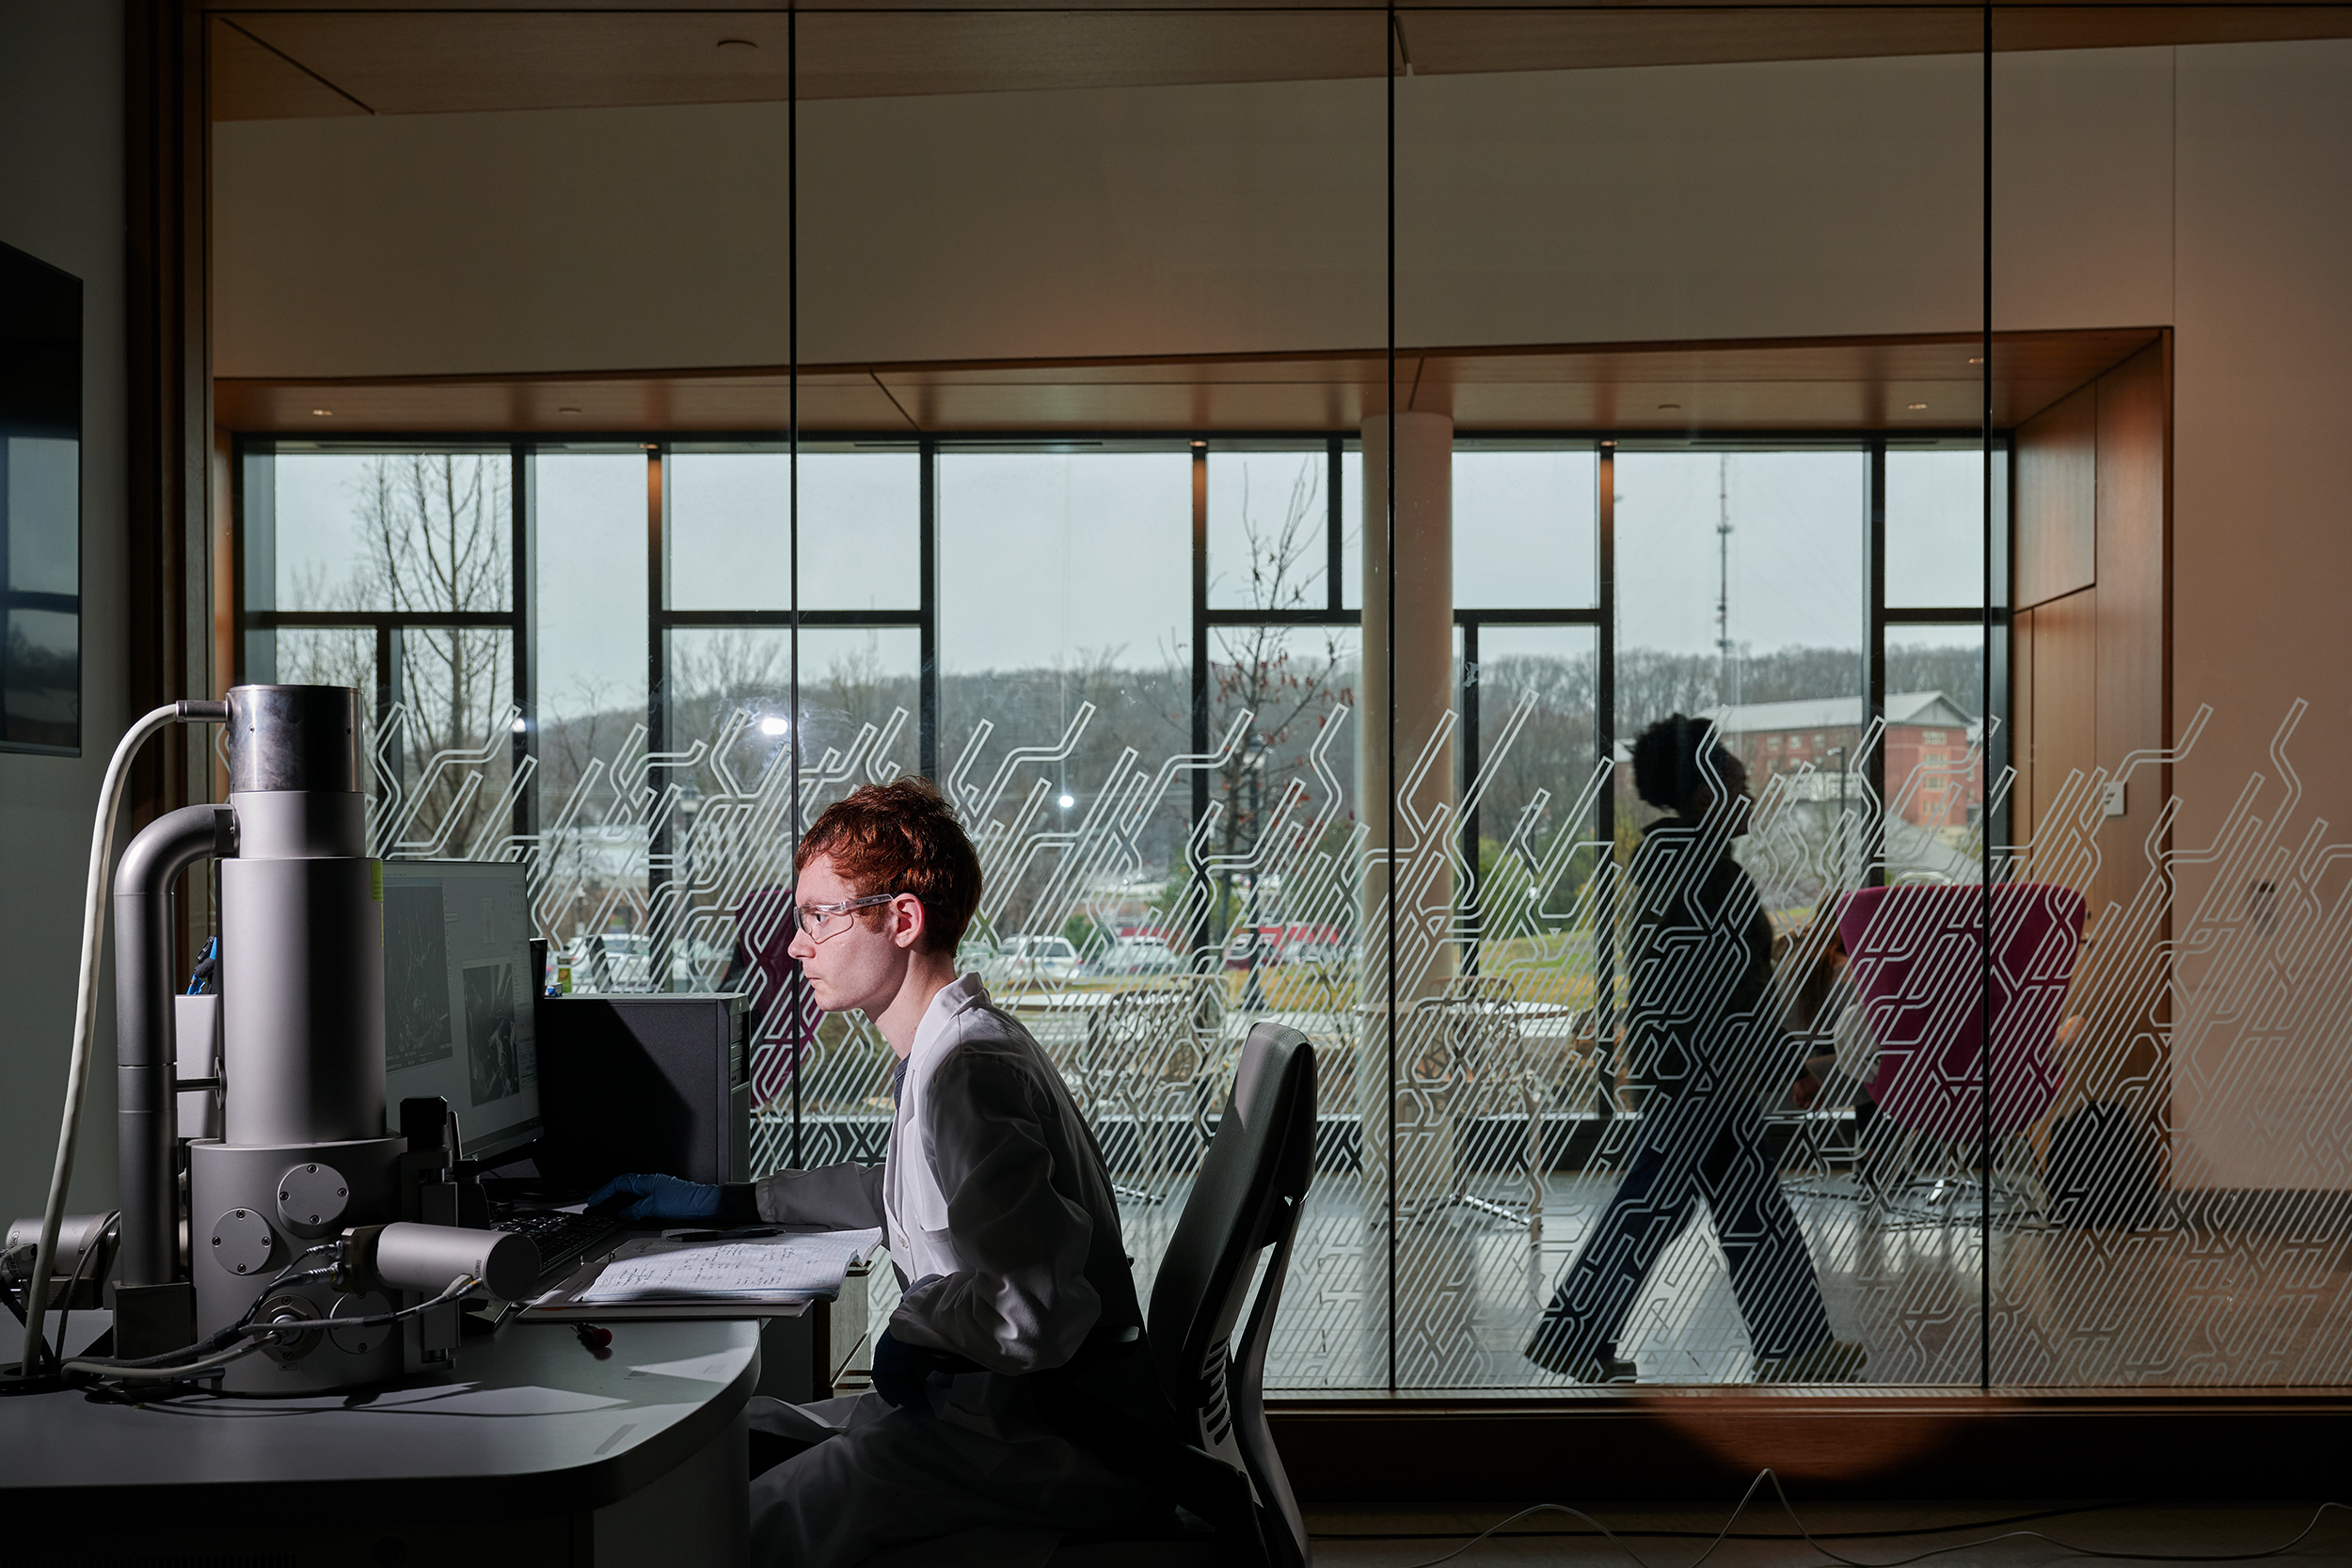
[238,426,1999,1392]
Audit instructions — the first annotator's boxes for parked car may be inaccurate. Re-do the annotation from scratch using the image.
[996,934,1083,981]
[1223,922,1346,970]
[1089,934,1181,976]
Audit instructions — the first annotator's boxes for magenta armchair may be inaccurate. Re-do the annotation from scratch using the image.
[1833,881,2086,1144]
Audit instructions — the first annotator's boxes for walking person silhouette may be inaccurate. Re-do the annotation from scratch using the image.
[1525,714,1866,1385]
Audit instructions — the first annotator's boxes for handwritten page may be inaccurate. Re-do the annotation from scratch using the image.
[574,1228,884,1305]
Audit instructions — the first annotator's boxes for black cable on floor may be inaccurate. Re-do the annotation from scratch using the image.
[1358,1471,2351,1568]
[1311,1498,2136,1542]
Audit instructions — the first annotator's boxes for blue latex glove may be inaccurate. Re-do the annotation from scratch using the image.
[868,1326,977,1412]
[582,1172,721,1221]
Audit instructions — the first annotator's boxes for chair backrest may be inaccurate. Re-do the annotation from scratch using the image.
[1834,881,2086,1141]
[726,886,817,1104]
[1147,1022,1318,1568]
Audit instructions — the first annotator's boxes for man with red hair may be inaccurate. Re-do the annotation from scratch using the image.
[587,776,1168,1566]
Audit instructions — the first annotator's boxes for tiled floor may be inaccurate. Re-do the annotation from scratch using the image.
[1094,1168,2352,1392]
[1306,1499,2352,1565]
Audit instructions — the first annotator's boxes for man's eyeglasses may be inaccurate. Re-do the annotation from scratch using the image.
[791,892,900,943]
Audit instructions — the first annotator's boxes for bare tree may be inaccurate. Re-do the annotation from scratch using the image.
[1206,456,1355,942]
[276,457,512,851]
[358,454,511,743]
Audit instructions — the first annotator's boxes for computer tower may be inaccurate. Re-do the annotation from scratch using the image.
[534,992,751,1187]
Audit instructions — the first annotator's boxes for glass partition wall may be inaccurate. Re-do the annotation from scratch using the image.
[229,8,2352,1397]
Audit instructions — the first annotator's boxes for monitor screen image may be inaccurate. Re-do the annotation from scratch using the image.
[379,860,540,1161]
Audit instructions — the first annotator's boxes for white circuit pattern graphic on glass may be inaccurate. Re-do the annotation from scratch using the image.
[358,694,2346,1390]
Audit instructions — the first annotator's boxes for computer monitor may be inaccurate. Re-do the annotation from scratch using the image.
[379,860,541,1162]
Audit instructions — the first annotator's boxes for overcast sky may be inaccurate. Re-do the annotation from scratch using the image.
[268,441,1989,724]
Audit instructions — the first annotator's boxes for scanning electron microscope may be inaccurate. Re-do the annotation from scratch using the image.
[8,684,536,1394]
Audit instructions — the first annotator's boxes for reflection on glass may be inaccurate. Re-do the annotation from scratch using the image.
[1454,447,1597,609]
[668,448,918,611]
[6,436,75,594]
[3,240,81,752]
[1886,446,1985,607]
[3,604,77,751]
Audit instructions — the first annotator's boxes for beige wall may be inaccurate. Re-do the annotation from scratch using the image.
[1,0,128,1221]
[215,47,2178,378]
[2169,40,2352,1189]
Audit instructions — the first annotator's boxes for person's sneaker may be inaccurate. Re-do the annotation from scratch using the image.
[1525,1332,1638,1383]
[1754,1338,1868,1384]
[1572,1354,1640,1385]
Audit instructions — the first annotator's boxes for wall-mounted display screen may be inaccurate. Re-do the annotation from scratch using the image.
[0,239,80,754]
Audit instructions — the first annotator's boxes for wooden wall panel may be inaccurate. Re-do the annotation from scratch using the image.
[2014,380,2097,607]
[2026,586,2098,870]
[2095,341,2169,771]
[2010,603,2035,847]
[2082,337,2172,1125]
[2011,338,2171,1133]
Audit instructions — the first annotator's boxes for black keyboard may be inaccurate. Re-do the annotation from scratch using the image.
[495,1210,625,1286]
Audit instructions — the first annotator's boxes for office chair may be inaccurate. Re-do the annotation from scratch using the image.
[1834,881,2085,1215]
[1043,1021,1319,1568]
[1076,976,1226,1206]
[1418,975,1549,1244]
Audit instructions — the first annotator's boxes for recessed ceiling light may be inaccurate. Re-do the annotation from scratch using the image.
[310,408,332,417]
[1657,403,1681,411]
[1908,403,1929,410]
[1967,356,1985,365]
[717,37,756,50]
[557,406,582,415]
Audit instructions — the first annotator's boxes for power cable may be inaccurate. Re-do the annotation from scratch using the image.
[1315,1499,2137,1543]
[15,702,206,1381]
[1368,1471,2350,1568]
[62,1275,482,1386]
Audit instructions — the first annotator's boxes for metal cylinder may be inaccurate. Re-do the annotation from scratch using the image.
[220,857,384,1146]
[112,803,235,1287]
[366,1222,539,1303]
[220,684,379,1150]
[226,684,361,796]
[190,1135,405,1393]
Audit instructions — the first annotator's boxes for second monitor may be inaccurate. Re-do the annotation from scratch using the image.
[380,860,541,1163]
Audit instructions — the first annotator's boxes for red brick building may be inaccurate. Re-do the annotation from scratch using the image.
[1704,691,1980,829]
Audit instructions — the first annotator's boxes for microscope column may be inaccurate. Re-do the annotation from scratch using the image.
[189,686,406,1393]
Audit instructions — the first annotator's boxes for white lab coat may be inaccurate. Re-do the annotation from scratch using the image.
[743,974,1169,1568]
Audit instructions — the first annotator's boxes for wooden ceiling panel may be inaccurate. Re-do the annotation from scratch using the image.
[1399,8,1982,77]
[221,10,1385,119]
[1991,5,2352,51]
[213,330,2157,437]
[212,6,2352,122]
[1411,330,2157,428]
[871,376,1405,434]
[215,371,910,436]
[210,16,369,121]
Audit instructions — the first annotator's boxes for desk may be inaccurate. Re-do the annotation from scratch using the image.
[4,1317,758,1568]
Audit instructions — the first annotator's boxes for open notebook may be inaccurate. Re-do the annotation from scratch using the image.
[526,1227,884,1319]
